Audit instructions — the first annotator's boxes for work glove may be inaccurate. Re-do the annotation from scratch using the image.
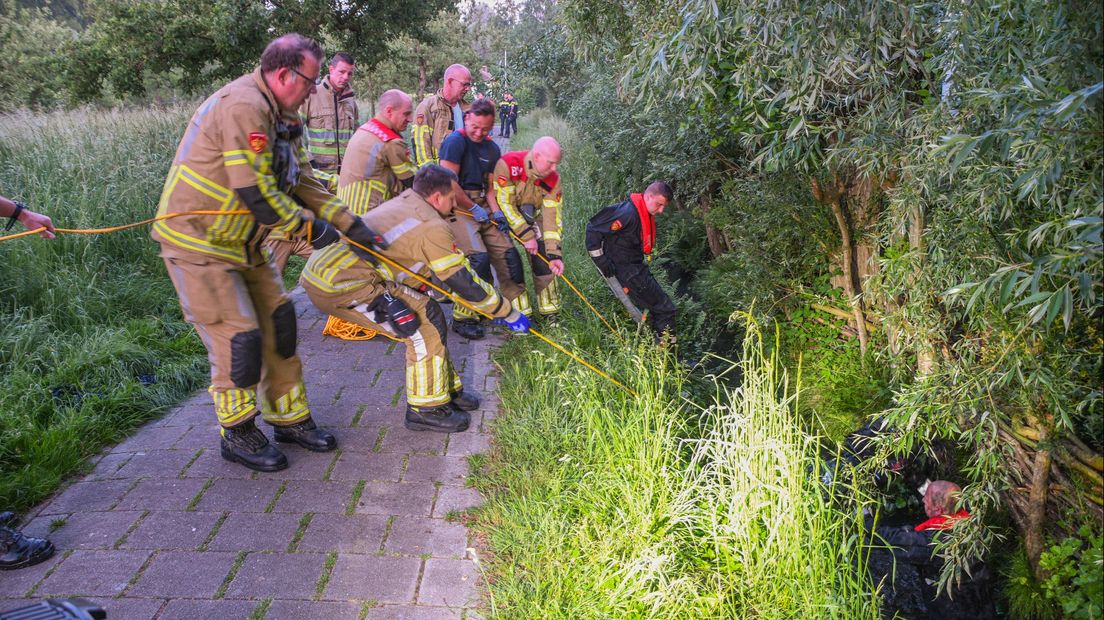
[469,203,490,223]
[491,210,509,233]
[344,219,389,263]
[592,255,615,278]
[307,218,340,250]
[493,309,530,333]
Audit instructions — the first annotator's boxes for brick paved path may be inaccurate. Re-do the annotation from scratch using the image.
[0,287,500,620]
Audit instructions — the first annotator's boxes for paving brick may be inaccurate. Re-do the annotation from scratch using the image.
[364,606,464,620]
[112,425,189,453]
[115,478,208,512]
[328,451,405,482]
[323,554,421,603]
[194,478,283,512]
[172,424,220,450]
[112,449,198,479]
[82,598,165,620]
[271,481,355,514]
[325,426,387,453]
[224,552,328,599]
[384,517,468,558]
[433,486,483,518]
[205,513,302,552]
[403,456,469,486]
[311,404,360,428]
[41,510,143,550]
[252,450,337,481]
[40,479,133,514]
[36,550,151,597]
[158,599,256,620]
[377,426,449,455]
[0,550,63,597]
[127,550,237,597]
[153,402,213,427]
[266,600,363,619]
[82,452,133,481]
[352,404,405,427]
[355,482,437,517]
[119,510,222,550]
[445,432,491,457]
[418,558,480,607]
[0,600,38,614]
[180,449,254,479]
[297,513,389,554]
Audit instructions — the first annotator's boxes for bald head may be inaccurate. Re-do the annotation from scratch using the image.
[923,480,962,518]
[531,136,562,178]
[377,89,413,132]
[441,64,472,104]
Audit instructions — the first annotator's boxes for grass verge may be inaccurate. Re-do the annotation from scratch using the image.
[0,105,208,510]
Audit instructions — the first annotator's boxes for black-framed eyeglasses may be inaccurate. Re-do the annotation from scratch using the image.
[449,77,473,89]
[291,67,322,86]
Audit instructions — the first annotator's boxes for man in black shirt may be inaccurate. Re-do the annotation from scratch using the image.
[438,99,515,340]
[586,181,677,342]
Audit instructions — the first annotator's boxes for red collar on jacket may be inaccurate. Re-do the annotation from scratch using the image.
[630,193,655,255]
[361,118,401,142]
[914,510,971,532]
[500,150,560,192]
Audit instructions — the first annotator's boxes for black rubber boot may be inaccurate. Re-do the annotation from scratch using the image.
[220,419,288,472]
[404,404,471,433]
[273,418,337,452]
[450,391,481,412]
[0,524,55,570]
[451,319,485,340]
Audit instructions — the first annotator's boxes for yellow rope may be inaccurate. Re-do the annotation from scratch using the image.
[322,315,378,341]
[0,208,639,397]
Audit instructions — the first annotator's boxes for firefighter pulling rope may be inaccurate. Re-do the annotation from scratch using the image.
[0,209,638,398]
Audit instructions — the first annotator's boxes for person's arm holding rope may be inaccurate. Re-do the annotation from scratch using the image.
[1,195,54,239]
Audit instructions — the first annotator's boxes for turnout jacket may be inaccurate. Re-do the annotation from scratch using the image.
[338,118,416,215]
[300,75,359,171]
[412,92,470,167]
[153,68,357,267]
[301,189,512,319]
[492,150,563,256]
[585,194,655,269]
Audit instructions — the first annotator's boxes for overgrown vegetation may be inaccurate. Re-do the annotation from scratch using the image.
[0,106,207,510]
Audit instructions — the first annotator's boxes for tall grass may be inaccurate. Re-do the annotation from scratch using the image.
[0,106,208,510]
[470,114,879,617]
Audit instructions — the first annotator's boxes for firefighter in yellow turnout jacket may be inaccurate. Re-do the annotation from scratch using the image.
[301,165,530,433]
[412,64,472,166]
[338,89,416,215]
[487,136,565,318]
[153,34,387,472]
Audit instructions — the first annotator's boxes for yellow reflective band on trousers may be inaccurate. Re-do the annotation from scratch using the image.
[261,381,311,425]
[453,303,480,320]
[210,386,258,427]
[338,180,390,216]
[538,279,561,314]
[511,294,533,316]
[300,243,372,294]
[412,125,438,167]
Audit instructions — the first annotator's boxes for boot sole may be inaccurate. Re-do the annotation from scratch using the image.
[404,419,470,433]
[220,444,289,472]
[274,434,338,452]
[0,542,55,571]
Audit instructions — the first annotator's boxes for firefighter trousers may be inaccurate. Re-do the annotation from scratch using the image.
[162,256,311,428]
[446,214,520,321]
[264,237,313,274]
[301,278,462,408]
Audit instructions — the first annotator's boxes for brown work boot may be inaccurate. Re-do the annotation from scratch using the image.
[0,523,55,570]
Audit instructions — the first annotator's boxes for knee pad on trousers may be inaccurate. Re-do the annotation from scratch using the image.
[230,329,263,388]
[505,247,525,285]
[531,241,553,277]
[469,252,492,284]
[272,301,297,359]
[425,299,448,341]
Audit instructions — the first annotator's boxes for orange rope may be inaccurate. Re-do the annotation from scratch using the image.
[322,315,379,341]
[0,210,252,242]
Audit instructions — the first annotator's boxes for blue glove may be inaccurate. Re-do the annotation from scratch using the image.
[491,210,509,233]
[469,203,490,223]
[493,310,530,333]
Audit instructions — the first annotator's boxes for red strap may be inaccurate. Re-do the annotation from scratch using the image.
[630,193,655,255]
[914,510,971,532]
[360,118,400,142]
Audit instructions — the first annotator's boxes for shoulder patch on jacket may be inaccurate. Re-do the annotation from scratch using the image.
[248,132,267,153]
[611,220,622,231]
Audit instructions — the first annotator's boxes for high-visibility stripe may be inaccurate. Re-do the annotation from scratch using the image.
[262,381,310,424]
[538,280,561,314]
[429,251,466,273]
[382,217,420,246]
[210,386,257,427]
